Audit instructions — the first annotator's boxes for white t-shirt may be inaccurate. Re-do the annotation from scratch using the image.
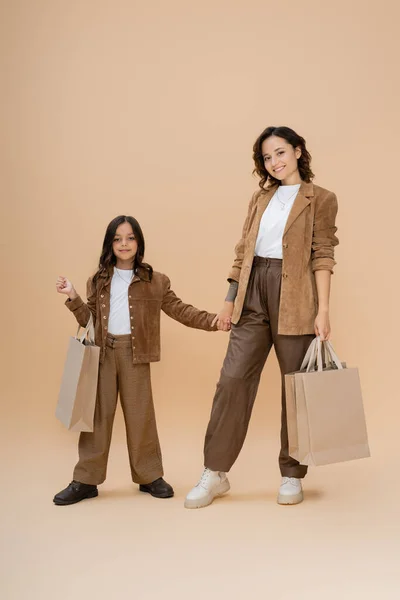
[254,184,300,259]
[108,268,134,335]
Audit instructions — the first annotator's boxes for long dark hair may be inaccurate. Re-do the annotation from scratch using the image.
[92,215,153,284]
[252,126,314,188]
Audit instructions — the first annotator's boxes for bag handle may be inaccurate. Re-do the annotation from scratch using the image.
[76,313,95,345]
[306,338,324,372]
[300,338,324,372]
[323,340,343,370]
[300,338,318,371]
[301,337,343,372]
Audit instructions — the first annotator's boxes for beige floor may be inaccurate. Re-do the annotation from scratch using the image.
[2,389,399,600]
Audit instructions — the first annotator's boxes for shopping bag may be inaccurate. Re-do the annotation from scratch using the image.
[285,338,370,466]
[56,315,100,432]
[285,339,322,460]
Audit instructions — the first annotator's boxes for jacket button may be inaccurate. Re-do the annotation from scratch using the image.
[103,315,107,319]
[283,273,288,279]
[129,295,132,299]
[102,304,106,308]
[129,305,132,308]
[131,326,134,330]
[101,295,104,298]
[104,325,107,329]
[130,316,133,320]
[283,243,288,249]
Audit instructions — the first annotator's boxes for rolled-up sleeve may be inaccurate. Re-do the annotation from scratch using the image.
[312,191,339,273]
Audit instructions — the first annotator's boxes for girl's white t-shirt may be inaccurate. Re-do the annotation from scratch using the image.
[108,268,134,335]
[254,183,300,259]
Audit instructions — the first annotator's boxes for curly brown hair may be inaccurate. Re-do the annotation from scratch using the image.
[253,126,314,188]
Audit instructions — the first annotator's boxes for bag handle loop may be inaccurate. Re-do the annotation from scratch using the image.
[301,337,344,372]
[76,313,95,345]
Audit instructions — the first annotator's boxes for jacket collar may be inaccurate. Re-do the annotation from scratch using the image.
[98,264,152,286]
[284,180,314,234]
[259,180,314,235]
[263,179,314,197]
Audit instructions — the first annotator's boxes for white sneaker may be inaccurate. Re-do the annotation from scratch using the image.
[277,477,303,505]
[184,468,230,509]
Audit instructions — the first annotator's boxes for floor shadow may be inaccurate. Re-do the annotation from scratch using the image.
[219,488,324,503]
[93,486,324,504]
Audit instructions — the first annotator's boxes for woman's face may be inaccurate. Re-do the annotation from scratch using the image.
[112,222,138,267]
[261,135,301,185]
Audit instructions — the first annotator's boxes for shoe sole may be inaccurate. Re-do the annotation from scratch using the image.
[53,489,99,506]
[184,479,230,509]
[277,491,303,505]
[139,487,174,499]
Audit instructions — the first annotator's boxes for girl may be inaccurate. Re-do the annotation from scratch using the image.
[54,215,217,505]
[185,126,339,508]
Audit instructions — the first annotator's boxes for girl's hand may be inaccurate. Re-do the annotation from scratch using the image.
[56,276,77,300]
[314,310,331,341]
[212,301,234,332]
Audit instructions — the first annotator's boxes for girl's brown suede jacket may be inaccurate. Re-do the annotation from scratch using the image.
[66,268,217,364]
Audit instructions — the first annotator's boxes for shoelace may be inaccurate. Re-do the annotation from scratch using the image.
[197,468,212,488]
[282,477,299,486]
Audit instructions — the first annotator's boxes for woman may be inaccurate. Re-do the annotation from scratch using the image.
[185,126,339,508]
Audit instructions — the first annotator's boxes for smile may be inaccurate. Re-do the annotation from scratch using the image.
[274,166,285,173]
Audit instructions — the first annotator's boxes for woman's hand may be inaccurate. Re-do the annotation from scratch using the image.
[314,310,331,341]
[56,276,78,300]
[212,301,234,332]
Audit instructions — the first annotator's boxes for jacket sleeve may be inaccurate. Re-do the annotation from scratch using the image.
[64,277,97,327]
[228,191,259,283]
[311,191,339,273]
[161,277,217,331]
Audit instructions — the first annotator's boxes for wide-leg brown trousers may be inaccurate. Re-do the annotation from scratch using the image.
[204,257,314,478]
[74,334,164,485]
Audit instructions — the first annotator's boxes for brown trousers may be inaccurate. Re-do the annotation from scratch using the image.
[204,257,314,478]
[74,334,164,485]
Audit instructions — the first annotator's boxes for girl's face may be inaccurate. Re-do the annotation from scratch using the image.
[261,135,301,185]
[112,222,138,268]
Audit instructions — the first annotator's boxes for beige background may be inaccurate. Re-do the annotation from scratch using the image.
[1,1,399,599]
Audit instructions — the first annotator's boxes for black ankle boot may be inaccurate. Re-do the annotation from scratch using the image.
[53,481,98,505]
[139,477,174,498]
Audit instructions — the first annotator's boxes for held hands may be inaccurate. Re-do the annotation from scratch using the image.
[212,301,234,332]
[314,310,331,341]
[56,276,78,300]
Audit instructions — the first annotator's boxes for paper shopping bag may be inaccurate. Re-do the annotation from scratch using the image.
[56,315,100,432]
[285,339,370,466]
[285,339,321,461]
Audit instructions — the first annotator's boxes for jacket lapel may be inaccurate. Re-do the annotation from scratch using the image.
[255,184,278,222]
[283,181,314,235]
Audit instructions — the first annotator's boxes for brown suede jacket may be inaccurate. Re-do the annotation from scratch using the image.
[66,267,217,364]
[229,181,339,334]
